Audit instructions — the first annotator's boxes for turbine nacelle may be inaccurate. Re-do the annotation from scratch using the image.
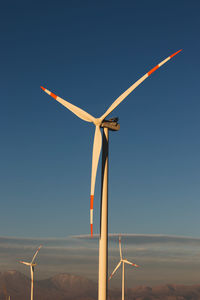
[101,118,120,131]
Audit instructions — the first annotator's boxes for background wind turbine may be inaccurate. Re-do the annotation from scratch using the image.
[3,284,10,300]
[41,49,182,300]
[109,236,139,300]
[19,245,42,300]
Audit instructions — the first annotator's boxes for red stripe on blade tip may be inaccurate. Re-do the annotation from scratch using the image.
[90,195,94,209]
[40,86,45,91]
[50,92,57,99]
[148,65,159,76]
[170,49,182,58]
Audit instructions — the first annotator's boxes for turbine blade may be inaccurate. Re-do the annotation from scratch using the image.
[31,245,42,264]
[90,126,102,236]
[123,259,139,268]
[41,87,96,123]
[108,261,121,281]
[119,236,122,260]
[100,50,182,121]
[19,261,31,266]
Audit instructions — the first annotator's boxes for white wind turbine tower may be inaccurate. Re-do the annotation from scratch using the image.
[109,236,139,300]
[19,245,42,300]
[41,49,182,300]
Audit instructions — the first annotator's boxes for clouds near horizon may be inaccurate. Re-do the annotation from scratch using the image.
[1,234,200,287]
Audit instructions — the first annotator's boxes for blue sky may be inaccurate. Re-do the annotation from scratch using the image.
[0,0,200,245]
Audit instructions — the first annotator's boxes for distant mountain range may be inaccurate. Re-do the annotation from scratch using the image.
[1,270,200,300]
[0,270,97,300]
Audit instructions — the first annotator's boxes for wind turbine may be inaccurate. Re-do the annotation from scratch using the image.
[19,245,42,300]
[109,236,139,300]
[41,49,182,300]
[3,284,10,300]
